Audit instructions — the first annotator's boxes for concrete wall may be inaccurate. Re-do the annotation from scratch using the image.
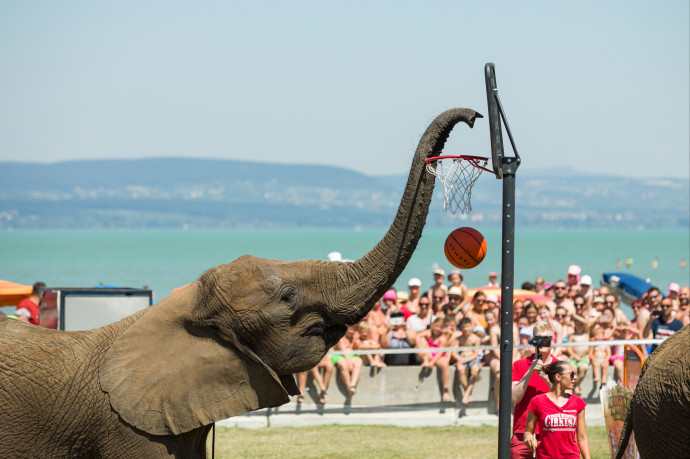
[291,365,604,411]
[223,365,610,428]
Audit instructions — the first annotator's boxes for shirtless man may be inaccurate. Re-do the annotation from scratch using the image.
[547,280,575,315]
[604,294,630,326]
[468,291,488,329]
[450,318,482,404]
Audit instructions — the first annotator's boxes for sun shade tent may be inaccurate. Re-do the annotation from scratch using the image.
[0,280,32,307]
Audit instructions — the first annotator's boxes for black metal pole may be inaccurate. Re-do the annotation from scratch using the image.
[497,160,517,459]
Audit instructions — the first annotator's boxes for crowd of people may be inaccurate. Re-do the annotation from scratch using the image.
[297,264,689,408]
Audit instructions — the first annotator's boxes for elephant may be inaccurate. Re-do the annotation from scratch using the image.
[0,108,482,458]
[614,323,690,459]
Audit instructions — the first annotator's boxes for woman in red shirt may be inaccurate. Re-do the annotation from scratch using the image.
[524,361,591,459]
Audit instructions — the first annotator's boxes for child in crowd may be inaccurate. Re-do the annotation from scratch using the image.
[296,354,334,404]
[565,316,590,395]
[609,322,640,383]
[588,325,610,386]
[354,321,386,368]
[443,314,458,335]
[417,318,451,402]
[333,325,363,396]
[450,318,482,404]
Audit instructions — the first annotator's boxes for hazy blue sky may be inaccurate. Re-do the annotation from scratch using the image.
[1,1,688,178]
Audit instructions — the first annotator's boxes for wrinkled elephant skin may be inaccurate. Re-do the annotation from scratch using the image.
[614,324,690,459]
[0,108,481,457]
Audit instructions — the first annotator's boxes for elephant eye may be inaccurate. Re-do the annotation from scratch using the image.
[281,289,296,303]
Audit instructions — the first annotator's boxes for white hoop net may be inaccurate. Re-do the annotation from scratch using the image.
[425,156,489,214]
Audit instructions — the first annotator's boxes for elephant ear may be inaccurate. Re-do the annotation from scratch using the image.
[99,282,298,436]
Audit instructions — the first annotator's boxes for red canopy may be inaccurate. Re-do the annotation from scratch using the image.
[0,280,32,307]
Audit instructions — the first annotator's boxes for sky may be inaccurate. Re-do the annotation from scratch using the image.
[1,1,688,179]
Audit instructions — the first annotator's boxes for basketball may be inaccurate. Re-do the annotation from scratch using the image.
[444,227,487,269]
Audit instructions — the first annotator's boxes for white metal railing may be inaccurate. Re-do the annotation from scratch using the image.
[328,339,662,355]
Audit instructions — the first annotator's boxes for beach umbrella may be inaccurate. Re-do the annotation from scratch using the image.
[465,286,552,305]
[0,280,32,307]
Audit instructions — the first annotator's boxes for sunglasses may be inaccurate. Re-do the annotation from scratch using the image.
[419,302,430,306]
[555,314,566,318]
[574,303,585,307]
[554,286,567,290]
[649,294,659,299]
[662,303,673,308]
[475,299,485,304]
[563,371,575,379]
[433,296,444,300]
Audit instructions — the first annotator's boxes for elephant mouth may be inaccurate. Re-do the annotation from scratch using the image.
[324,324,347,346]
[304,321,346,347]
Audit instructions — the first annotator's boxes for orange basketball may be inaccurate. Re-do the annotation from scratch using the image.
[444,227,487,269]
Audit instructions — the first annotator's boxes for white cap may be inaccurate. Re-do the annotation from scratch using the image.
[448,286,463,296]
[408,277,422,287]
[580,275,592,286]
[486,294,499,303]
[327,252,342,262]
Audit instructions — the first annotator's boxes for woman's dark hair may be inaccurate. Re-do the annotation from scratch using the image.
[542,361,569,383]
[524,303,538,314]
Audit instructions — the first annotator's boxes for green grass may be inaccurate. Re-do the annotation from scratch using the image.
[207,424,613,458]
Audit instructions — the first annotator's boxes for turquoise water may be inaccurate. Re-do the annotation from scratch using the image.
[1,229,688,302]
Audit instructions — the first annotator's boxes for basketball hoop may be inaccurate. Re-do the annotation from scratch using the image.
[425,155,492,214]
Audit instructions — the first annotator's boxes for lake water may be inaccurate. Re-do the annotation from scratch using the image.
[1,228,688,302]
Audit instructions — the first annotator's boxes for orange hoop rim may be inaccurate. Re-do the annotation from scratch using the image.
[424,155,493,174]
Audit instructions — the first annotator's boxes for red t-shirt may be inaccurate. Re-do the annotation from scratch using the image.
[527,393,586,459]
[16,297,39,325]
[511,354,558,435]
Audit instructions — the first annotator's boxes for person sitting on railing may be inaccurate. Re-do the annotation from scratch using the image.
[296,354,334,405]
[354,321,386,368]
[564,315,589,396]
[381,308,418,366]
[588,325,610,387]
[449,317,482,405]
[332,325,363,396]
[417,317,451,402]
[609,321,640,383]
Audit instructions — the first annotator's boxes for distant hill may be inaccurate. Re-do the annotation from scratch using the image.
[1,159,687,229]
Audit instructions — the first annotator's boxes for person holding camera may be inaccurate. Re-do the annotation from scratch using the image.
[381,308,418,366]
[510,321,559,459]
[523,361,591,459]
[643,296,684,353]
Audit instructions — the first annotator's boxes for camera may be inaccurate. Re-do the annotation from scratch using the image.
[652,310,663,318]
[529,335,552,361]
[528,336,552,348]
[389,312,405,326]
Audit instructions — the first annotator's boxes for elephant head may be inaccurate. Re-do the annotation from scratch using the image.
[99,108,482,436]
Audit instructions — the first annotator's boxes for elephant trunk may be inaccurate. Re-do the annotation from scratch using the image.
[328,108,482,325]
